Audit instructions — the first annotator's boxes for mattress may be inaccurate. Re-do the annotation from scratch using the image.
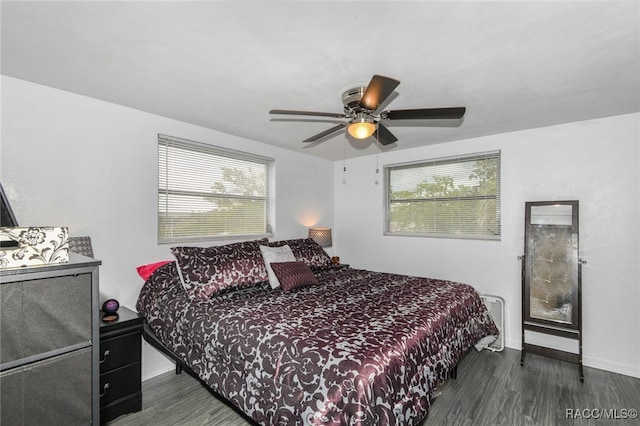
[137,262,498,425]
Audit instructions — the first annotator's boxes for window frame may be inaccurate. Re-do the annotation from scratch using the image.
[383,150,501,240]
[157,134,275,244]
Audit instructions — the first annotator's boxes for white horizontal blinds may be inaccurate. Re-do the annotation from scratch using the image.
[386,151,500,239]
[158,134,273,243]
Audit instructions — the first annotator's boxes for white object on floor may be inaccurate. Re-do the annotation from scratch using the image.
[479,294,505,352]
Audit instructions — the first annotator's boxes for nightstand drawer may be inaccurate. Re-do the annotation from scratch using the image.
[100,331,140,372]
[100,362,141,406]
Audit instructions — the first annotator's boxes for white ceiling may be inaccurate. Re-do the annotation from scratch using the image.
[2,1,639,161]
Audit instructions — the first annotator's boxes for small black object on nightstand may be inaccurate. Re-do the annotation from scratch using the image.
[99,306,143,423]
[101,299,120,323]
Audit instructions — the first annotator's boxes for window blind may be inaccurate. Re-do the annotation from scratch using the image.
[158,134,274,244]
[384,151,500,240]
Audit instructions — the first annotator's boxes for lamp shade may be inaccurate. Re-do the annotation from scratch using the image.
[347,113,377,139]
[308,227,332,248]
[347,122,376,139]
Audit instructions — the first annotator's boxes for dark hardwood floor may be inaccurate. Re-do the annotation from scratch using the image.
[109,348,639,425]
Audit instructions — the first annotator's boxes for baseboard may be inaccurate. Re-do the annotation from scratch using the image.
[142,363,174,382]
[582,356,640,379]
[505,338,520,351]
[505,340,640,379]
[141,339,179,381]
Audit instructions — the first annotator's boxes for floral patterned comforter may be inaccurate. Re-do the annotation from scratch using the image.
[137,264,498,425]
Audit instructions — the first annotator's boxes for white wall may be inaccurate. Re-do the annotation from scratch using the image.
[0,76,335,379]
[2,75,638,379]
[334,113,640,378]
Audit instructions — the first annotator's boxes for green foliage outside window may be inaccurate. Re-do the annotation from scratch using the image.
[158,135,273,243]
[386,152,500,239]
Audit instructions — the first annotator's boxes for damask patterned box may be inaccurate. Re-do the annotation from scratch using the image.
[0,227,69,269]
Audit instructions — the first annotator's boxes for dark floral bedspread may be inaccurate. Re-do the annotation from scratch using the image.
[137,264,498,425]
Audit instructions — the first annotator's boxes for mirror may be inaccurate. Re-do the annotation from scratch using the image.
[526,203,578,328]
[521,200,583,381]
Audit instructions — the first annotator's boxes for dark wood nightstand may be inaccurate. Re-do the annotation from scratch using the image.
[99,306,142,423]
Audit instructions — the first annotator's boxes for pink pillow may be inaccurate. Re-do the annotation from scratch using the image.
[269,261,319,292]
[137,260,172,281]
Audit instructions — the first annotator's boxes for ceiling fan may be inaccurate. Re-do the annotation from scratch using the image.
[270,74,466,146]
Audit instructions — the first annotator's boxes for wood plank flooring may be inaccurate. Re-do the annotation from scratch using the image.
[108,348,640,425]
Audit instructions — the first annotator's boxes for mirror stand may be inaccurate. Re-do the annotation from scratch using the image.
[520,200,585,382]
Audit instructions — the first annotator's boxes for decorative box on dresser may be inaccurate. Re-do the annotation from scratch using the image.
[0,253,101,425]
[99,306,142,423]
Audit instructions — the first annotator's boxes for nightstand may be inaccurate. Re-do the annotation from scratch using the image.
[99,306,142,423]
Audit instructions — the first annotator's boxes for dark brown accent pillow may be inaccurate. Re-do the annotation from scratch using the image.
[172,239,268,299]
[269,261,319,292]
[267,238,332,270]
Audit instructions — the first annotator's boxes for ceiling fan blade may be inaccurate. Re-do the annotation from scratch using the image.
[359,75,400,111]
[302,123,346,143]
[374,123,398,146]
[383,107,466,121]
[270,109,348,118]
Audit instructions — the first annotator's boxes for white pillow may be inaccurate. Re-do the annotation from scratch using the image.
[259,245,296,289]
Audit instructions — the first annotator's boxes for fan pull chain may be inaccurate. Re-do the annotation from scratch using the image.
[342,136,347,184]
[376,148,380,174]
[376,128,380,174]
[343,136,347,173]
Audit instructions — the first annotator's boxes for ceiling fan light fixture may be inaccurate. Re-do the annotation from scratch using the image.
[347,114,376,139]
[269,74,466,145]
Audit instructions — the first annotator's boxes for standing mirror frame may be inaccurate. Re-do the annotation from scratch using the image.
[0,182,19,227]
[520,200,585,381]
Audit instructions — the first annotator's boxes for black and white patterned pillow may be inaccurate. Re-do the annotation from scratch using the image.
[172,239,268,299]
[268,238,332,270]
[259,244,296,289]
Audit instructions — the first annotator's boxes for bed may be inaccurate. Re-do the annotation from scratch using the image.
[136,238,498,425]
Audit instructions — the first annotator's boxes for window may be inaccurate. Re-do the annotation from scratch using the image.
[384,151,500,240]
[158,134,274,244]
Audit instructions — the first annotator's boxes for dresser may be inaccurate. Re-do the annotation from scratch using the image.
[99,306,142,423]
[0,253,101,425]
